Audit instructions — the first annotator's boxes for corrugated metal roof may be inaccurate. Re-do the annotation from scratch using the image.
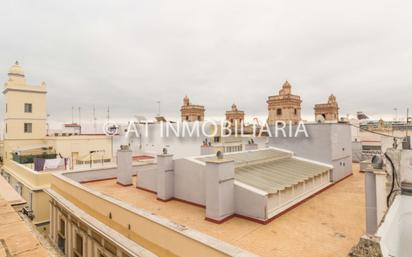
[197,148,291,166]
[235,158,330,194]
[197,148,330,194]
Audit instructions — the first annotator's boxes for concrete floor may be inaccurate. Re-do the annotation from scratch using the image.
[85,163,365,257]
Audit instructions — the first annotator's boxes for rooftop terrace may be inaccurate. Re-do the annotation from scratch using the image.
[85,163,365,257]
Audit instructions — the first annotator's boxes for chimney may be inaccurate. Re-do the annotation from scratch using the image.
[205,156,235,222]
[156,150,174,201]
[116,145,133,186]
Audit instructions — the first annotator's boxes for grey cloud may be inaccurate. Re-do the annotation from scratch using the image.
[0,0,411,124]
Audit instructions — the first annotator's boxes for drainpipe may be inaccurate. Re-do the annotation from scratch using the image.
[361,160,378,234]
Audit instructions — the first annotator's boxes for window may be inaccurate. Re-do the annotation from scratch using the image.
[15,182,22,195]
[24,103,32,113]
[276,108,282,115]
[197,115,201,121]
[74,233,83,257]
[294,108,297,115]
[185,116,189,121]
[24,123,32,133]
[58,218,66,254]
[59,219,66,236]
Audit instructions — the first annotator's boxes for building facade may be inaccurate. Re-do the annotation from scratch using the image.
[180,96,205,121]
[3,61,47,157]
[1,62,113,233]
[267,81,302,125]
[314,94,339,122]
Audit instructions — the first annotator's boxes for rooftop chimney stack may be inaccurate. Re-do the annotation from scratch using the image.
[205,157,235,222]
[116,145,133,186]
[156,150,174,201]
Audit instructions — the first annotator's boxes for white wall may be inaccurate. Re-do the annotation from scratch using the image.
[174,159,206,205]
[234,183,267,220]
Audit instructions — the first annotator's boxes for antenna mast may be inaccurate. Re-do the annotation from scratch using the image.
[71,106,74,124]
[93,105,97,133]
[157,101,161,117]
[407,108,410,138]
[78,107,82,134]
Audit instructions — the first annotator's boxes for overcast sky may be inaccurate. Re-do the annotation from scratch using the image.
[1,0,411,125]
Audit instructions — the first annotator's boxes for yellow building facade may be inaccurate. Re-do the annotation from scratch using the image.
[1,62,113,233]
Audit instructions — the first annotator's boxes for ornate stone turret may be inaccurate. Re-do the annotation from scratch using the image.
[183,95,190,106]
[225,103,244,124]
[314,94,339,122]
[267,80,302,125]
[180,96,205,121]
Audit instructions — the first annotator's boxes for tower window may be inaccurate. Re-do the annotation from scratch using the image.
[294,108,297,115]
[24,123,32,133]
[185,116,189,120]
[198,115,201,121]
[24,103,32,113]
[276,108,282,115]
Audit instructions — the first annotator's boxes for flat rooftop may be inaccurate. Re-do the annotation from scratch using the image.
[0,196,49,257]
[85,164,365,257]
[0,176,26,206]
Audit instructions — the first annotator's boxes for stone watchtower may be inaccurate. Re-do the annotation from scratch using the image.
[314,94,339,122]
[2,61,48,159]
[180,95,205,121]
[225,104,244,125]
[267,80,302,125]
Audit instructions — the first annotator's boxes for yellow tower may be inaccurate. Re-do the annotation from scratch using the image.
[3,62,47,157]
